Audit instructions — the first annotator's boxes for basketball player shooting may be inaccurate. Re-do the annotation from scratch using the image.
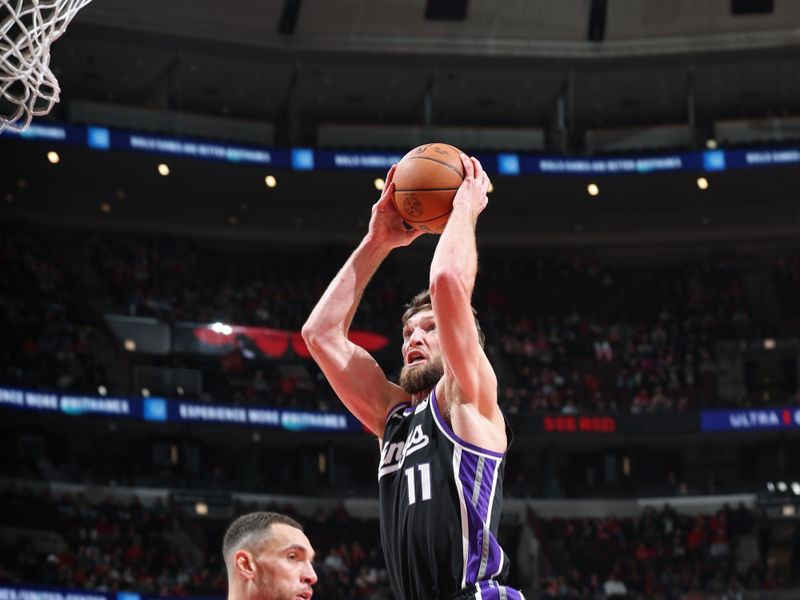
[302,153,524,600]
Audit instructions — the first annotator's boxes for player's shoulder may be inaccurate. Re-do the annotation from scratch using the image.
[435,379,507,455]
[380,399,413,436]
[375,381,414,436]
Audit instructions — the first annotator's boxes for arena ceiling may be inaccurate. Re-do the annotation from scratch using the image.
[6,0,800,248]
[47,0,800,136]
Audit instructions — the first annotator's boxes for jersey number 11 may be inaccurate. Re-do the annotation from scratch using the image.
[404,462,432,505]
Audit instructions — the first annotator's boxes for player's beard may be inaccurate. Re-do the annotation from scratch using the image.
[399,355,444,396]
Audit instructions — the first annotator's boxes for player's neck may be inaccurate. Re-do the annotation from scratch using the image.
[410,388,432,406]
[226,578,245,600]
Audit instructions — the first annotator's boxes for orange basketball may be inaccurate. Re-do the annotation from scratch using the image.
[392,143,464,234]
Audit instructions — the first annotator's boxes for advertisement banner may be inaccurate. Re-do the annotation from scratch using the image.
[316,149,404,170]
[0,585,120,600]
[0,585,222,600]
[1,122,86,145]
[7,389,800,438]
[520,411,699,436]
[172,322,389,360]
[542,415,618,434]
[700,407,800,432]
[726,148,800,170]
[8,119,800,177]
[112,130,291,166]
[525,152,701,175]
[0,386,363,434]
[0,387,141,419]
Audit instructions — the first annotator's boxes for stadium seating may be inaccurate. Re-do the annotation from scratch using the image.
[4,229,799,415]
[0,487,786,599]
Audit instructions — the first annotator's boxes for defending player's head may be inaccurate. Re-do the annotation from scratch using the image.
[399,289,485,397]
[223,511,317,600]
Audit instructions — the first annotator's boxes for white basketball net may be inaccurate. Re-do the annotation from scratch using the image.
[1,0,92,133]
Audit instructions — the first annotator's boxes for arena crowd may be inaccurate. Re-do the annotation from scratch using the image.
[3,230,797,416]
[0,488,788,600]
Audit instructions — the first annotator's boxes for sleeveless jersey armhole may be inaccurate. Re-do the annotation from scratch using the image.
[429,386,508,459]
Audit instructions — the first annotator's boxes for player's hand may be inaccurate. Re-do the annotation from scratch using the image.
[367,164,426,249]
[453,153,490,222]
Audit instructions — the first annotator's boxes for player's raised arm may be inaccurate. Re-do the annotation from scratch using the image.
[302,165,424,437]
[429,154,497,412]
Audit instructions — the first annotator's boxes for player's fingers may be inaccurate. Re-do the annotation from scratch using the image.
[377,180,395,207]
[460,153,475,181]
[385,163,397,187]
[471,156,484,181]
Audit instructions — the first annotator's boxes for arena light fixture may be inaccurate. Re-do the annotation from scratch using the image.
[778,481,788,492]
[47,151,60,164]
[792,482,800,495]
[783,505,795,517]
[195,502,209,516]
[764,338,776,350]
[97,385,107,396]
[157,163,170,176]
[265,175,277,188]
[706,139,718,149]
[374,178,385,191]
[587,183,599,197]
[767,482,775,492]
[100,202,111,214]
[141,388,151,398]
[211,322,233,335]
[124,339,137,351]
[696,177,709,190]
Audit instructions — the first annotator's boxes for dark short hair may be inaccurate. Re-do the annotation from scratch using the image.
[222,511,303,570]
[401,289,485,348]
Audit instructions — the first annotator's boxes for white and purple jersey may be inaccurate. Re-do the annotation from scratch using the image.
[378,386,522,600]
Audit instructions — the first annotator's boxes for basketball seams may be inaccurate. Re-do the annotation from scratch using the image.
[404,208,452,224]
[393,143,464,233]
[394,187,460,192]
[405,155,464,179]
